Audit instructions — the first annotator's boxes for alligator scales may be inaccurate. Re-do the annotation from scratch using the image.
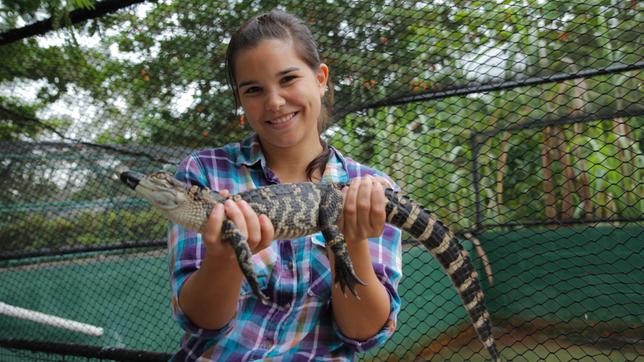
[118,170,501,361]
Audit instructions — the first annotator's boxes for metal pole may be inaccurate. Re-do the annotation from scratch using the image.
[0,302,103,337]
[470,133,483,232]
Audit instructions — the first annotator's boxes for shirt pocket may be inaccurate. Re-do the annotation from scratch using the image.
[239,246,276,297]
[307,233,333,299]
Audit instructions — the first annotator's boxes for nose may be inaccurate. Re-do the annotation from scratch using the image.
[265,90,285,112]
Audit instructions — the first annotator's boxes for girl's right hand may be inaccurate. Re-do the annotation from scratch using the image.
[200,190,275,260]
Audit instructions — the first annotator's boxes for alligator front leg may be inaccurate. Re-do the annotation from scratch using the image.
[220,219,269,304]
[321,225,367,297]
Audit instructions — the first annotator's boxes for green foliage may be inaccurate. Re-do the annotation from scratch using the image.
[1,0,96,30]
[0,207,166,254]
[0,0,641,247]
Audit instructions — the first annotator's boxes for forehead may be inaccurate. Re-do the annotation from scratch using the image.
[234,38,310,80]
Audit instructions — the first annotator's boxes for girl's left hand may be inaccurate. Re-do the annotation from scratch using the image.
[339,175,389,242]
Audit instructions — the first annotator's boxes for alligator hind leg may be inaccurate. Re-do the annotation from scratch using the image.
[321,225,367,297]
[221,219,269,304]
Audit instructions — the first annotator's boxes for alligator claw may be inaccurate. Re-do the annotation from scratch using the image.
[247,277,270,305]
[333,257,367,298]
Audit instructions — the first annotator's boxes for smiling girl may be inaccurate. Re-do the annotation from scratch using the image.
[168,10,402,361]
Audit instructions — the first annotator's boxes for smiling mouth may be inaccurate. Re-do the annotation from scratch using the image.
[267,112,298,125]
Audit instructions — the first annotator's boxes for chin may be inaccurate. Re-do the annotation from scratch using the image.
[271,138,302,149]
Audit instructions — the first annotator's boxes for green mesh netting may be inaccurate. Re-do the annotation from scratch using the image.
[1,1,642,361]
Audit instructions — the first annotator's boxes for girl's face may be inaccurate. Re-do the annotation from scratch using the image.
[234,38,328,152]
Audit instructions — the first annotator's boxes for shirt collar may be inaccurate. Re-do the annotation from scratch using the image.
[235,134,266,168]
[321,147,350,184]
[235,134,350,184]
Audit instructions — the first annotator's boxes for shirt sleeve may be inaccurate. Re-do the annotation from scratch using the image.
[168,224,235,338]
[166,153,233,338]
[332,169,404,351]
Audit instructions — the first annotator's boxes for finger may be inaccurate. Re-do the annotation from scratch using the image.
[224,199,247,238]
[257,214,275,250]
[219,189,231,198]
[237,200,261,247]
[370,180,387,231]
[372,176,393,189]
[356,177,374,229]
[343,178,361,230]
[202,203,225,243]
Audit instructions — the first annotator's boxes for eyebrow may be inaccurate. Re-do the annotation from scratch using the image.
[237,67,300,89]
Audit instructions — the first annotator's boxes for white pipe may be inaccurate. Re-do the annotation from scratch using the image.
[0,302,103,337]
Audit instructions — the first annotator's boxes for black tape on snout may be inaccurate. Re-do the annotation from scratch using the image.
[120,171,144,190]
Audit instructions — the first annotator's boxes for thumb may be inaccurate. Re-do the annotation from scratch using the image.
[201,203,225,244]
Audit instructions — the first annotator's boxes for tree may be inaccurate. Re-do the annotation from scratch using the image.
[0,0,641,232]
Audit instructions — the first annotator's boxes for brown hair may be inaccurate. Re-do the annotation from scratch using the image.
[225,9,334,181]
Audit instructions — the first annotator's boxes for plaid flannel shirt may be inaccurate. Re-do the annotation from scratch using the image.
[168,135,402,361]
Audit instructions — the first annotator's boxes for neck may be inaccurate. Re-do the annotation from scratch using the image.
[262,140,324,183]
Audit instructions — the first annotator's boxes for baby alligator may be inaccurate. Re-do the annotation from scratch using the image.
[118,169,501,361]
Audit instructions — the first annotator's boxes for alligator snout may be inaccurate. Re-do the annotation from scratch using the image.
[119,170,144,190]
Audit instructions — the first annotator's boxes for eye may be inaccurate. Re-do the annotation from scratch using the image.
[244,86,261,94]
[281,75,298,84]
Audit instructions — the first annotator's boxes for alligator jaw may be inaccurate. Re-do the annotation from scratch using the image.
[120,170,145,190]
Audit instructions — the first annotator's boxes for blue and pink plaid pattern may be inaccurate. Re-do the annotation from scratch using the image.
[167,135,402,361]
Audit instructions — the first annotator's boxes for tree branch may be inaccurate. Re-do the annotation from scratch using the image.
[0,0,147,46]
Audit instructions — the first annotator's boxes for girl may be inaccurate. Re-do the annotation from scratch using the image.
[168,9,402,361]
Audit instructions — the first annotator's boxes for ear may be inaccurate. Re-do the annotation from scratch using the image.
[316,63,329,97]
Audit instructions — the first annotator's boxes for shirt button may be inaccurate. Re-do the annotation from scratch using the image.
[283,303,291,309]
[288,261,294,269]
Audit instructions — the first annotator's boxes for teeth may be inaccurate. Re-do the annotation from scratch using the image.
[270,112,296,124]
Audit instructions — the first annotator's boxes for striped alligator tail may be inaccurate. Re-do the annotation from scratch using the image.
[384,189,501,361]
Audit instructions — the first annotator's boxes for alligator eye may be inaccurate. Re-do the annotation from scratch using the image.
[153,173,167,179]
